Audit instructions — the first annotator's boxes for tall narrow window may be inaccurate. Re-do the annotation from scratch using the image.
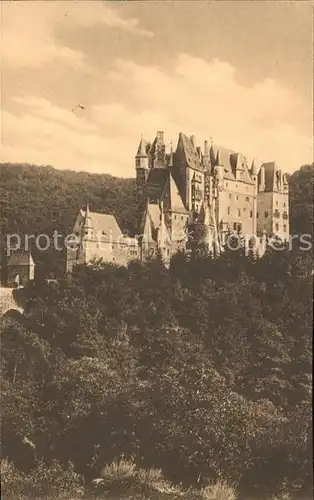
[249,210,253,218]
[227,207,231,215]
[264,211,268,218]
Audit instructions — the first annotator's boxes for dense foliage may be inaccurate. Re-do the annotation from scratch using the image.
[288,164,314,237]
[1,242,312,498]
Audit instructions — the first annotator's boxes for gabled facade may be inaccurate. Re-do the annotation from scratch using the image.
[66,205,139,272]
[6,250,35,287]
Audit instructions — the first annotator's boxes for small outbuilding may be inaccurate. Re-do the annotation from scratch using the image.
[6,250,35,288]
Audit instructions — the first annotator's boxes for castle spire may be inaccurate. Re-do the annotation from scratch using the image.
[83,203,92,229]
[251,158,258,176]
[136,136,147,158]
[135,136,148,171]
[216,149,222,166]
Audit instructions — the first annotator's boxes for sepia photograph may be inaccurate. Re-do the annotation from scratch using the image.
[0,1,313,499]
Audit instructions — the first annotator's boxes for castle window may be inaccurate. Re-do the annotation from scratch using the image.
[227,207,231,215]
[245,196,249,202]
[167,249,170,256]
[174,215,177,220]
[237,209,241,217]
[275,223,279,231]
[284,202,286,208]
[249,210,253,218]
[233,222,237,231]
[264,211,269,218]
[181,216,184,220]
[225,182,228,188]
[257,212,259,218]
[229,193,232,199]
[236,196,239,201]
[276,201,278,207]
[283,224,287,232]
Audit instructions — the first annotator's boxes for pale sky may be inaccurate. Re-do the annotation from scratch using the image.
[1,0,313,177]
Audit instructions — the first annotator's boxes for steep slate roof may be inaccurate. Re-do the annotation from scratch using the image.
[210,145,255,184]
[211,145,236,180]
[176,133,203,171]
[146,168,169,201]
[136,137,148,157]
[162,174,188,214]
[81,210,123,240]
[141,203,162,242]
[147,204,161,231]
[7,251,34,267]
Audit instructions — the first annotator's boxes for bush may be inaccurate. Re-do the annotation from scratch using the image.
[201,481,237,500]
[93,459,184,497]
[1,458,84,499]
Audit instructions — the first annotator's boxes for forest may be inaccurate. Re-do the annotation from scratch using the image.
[0,162,313,499]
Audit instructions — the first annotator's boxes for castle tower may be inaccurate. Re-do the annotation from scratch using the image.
[153,131,166,169]
[203,140,210,169]
[135,137,149,231]
[135,136,149,183]
[256,162,289,239]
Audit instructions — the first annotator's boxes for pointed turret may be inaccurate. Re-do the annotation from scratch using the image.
[82,203,93,239]
[203,140,209,168]
[84,203,92,228]
[216,149,222,166]
[135,136,148,170]
[251,159,258,176]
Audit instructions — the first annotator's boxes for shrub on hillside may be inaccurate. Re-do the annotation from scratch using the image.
[1,458,84,499]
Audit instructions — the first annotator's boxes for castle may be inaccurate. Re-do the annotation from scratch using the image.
[66,131,289,272]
